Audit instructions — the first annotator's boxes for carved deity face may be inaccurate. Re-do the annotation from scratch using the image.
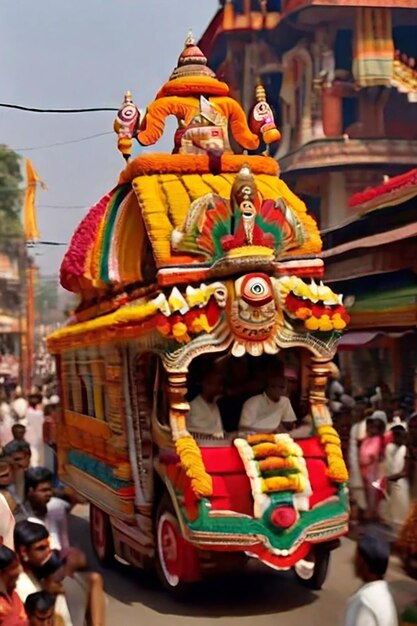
[228,273,281,357]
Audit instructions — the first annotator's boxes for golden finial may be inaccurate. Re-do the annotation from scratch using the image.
[185,29,195,47]
[255,79,267,103]
[124,90,133,103]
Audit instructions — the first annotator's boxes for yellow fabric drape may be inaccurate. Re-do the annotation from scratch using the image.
[352,8,394,88]
[24,159,45,241]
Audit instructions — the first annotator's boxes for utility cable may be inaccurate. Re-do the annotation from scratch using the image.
[13,131,113,152]
[0,103,118,113]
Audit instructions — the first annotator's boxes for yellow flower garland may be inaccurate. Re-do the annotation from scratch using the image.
[317,425,349,483]
[175,436,213,498]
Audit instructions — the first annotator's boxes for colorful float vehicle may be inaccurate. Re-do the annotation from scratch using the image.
[48,33,350,594]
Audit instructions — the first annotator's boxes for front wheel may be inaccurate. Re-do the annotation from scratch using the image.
[155,493,200,598]
[294,548,330,590]
[90,504,115,567]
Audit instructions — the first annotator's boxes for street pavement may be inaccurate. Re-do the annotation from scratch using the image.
[69,505,417,626]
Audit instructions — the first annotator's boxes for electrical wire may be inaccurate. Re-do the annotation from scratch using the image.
[26,240,68,246]
[0,103,118,113]
[11,130,113,152]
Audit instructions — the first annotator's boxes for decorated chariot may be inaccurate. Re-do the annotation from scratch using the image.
[48,33,350,595]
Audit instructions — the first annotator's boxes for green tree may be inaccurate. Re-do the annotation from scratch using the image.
[0,144,23,238]
[35,278,59,324]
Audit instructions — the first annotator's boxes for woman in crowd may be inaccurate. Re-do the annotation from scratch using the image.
[398,412,417,577]
[359,410,388,522]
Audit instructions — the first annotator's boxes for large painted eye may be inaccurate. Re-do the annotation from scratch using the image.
[241,273,273,306]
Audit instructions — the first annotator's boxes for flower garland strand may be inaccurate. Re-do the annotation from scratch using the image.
[234,433,312,519]
[316,425,349,483]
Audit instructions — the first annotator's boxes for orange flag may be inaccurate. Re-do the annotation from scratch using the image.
[24,159,46,241]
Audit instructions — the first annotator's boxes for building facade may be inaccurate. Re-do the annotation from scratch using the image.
[200,0,417,399]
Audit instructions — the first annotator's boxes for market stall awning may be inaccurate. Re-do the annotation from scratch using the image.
[348,169,417,215]
[338,329,414,349]
[338,331,379,348]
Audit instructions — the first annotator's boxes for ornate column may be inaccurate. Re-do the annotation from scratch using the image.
[308,357,332,428]
[167,371,189,439]
[309,357,349,484]
[167,372,213,498]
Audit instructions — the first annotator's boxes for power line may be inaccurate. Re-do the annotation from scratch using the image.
[26,241,68,247]
[13,131,113,152]
[0,103,118,114]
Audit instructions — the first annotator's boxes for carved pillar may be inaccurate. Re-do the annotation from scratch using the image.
[167,372,189,439]
[308,357,333,428]
[322,86,343,137]
[167,371,213,498]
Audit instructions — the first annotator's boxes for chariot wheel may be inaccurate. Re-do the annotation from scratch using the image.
[155,493,200,598]
[294,547,331,590]
[90,504,115,567]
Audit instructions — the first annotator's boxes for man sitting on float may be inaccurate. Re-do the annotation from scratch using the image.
[239,362,297,434]
[187,366,224,439]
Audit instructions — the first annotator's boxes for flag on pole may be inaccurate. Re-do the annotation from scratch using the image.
[23,159,46,241]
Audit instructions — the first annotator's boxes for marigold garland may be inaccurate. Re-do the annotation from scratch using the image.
[175,436,213,498]
[234,434,312,520]
[247,433,276,445]
[258,456,303,472]
[132,176,172,263]
[156,75,230,99]
[317,425,349,483]
[262,474,307,494]
[252,440,302,459]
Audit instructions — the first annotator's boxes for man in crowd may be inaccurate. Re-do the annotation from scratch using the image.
[15,467,70,552]
[14,521,72,626]
[0,544,27,626]
[187,367,224,438]
[25,393,45,467]
[344,533,398,626]
[24,591,56,626]
[11,423,28,443]
[0,492,15,550]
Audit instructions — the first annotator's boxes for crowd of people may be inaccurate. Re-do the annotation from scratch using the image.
[0,363,416,625]
[327,366,417,555]
[0,386,105,626]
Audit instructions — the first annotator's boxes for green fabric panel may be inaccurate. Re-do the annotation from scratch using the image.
[100,185,130,284]
[184,486,349,551]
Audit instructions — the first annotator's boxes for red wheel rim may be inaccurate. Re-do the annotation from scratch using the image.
[157,513,181,587]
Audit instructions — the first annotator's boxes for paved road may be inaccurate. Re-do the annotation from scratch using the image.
[69,506,417,625]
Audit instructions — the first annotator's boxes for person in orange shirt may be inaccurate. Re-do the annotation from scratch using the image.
[0,545,27,626]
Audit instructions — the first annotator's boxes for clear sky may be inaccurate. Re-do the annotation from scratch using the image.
[0,0,218,278]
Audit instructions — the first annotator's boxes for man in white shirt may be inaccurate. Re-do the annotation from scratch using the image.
[187,368,224,438]
[25,393,45,467]
[344,533,398,626]
[239,369,297,434]
[0,492,15,549]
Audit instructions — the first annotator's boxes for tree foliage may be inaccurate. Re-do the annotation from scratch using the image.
[0,145,23,238]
